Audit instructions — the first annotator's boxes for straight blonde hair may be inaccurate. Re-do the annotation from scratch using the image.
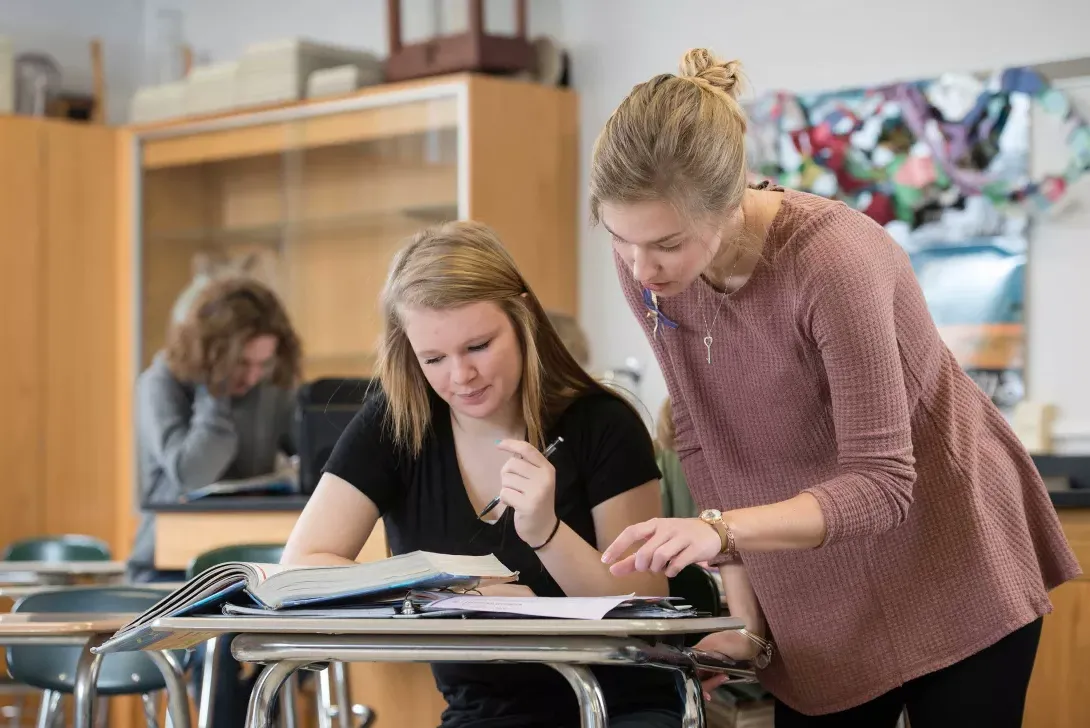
[376,220,605,455]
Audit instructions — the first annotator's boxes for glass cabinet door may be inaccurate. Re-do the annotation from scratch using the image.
[282,93,460,380]
[137,88,462,380]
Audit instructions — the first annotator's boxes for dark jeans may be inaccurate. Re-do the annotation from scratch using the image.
[774,617,1043,728]
[611,708,684,727]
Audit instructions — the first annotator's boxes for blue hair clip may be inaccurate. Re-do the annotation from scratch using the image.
[642,288,678,337]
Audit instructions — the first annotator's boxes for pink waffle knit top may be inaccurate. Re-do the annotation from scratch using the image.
[616,188,1081,715]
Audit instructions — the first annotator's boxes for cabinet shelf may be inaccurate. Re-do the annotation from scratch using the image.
[147,203,458,246]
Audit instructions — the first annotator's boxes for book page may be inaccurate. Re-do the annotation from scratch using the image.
[424,595,635,620]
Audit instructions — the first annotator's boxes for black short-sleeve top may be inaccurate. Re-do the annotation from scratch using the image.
[323,388,679,727]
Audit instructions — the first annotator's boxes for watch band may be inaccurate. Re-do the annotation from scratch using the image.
[705,518,738,565]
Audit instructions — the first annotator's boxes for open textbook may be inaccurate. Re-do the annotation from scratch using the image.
[96,551,518,652]
[180,468,298,502]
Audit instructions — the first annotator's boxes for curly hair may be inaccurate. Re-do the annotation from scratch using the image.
[164,277,302,398]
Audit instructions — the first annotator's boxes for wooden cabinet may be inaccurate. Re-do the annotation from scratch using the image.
[127,73,577,383]
[1024,508,1090,727]
[0,116,124,555]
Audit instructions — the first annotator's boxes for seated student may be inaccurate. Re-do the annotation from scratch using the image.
[283,221,684,728]
[546,309,591,370]
[655,398,698,519]
[129,277,302,727]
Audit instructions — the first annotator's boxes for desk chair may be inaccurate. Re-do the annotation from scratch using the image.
[1,535,111,563]
[5,586,188,728]
[1,535,113,727]
[187,544,290,728]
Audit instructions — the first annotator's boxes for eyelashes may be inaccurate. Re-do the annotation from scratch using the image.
[422,339,493,366]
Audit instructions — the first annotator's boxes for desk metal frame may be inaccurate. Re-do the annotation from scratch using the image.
[0,617,191,728]
[129,615,753,728]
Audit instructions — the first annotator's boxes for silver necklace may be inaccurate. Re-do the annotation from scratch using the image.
[699,247,744,364]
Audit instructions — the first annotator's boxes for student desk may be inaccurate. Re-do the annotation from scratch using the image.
[0,612,190,728]
[97,614,751,728]
[150,496,446,724]
[150,496,313,570]
[0,561,128,586]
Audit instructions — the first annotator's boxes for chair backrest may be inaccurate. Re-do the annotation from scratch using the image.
[296,377,372,494]
[669,565,724,647]
[186,543,285,580]
[2,535,111,562]
[669,565,722,617]
[6,586,184,695]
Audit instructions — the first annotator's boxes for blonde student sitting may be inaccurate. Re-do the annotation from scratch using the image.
[282,221,683,728]
[655,398,698,519]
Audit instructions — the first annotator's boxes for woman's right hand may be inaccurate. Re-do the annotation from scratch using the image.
[692,629,762,699]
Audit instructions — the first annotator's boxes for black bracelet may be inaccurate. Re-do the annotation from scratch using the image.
[530,516,562,551]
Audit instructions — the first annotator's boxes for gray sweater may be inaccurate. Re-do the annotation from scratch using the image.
[129,353,296,572]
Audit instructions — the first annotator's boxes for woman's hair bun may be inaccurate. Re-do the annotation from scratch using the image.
[678,48,743,100]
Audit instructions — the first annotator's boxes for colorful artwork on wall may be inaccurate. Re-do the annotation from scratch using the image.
[745,67,1090,412]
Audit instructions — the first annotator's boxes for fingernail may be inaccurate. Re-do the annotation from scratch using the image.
[703,692,710,701]
[494,439,501,444]
[601,554,609,563]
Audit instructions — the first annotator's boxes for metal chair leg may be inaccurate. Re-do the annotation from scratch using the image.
[279,673,299,728]
[197,635,223,728]
[245,661,307,728]
[315,667,333,728]
[330,662,351,728]
[146,650,192,728]
[35,690,61,728]
[141,693,160,728]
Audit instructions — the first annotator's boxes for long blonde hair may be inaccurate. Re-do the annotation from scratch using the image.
[589,48,750,231]
[376,220,603,455]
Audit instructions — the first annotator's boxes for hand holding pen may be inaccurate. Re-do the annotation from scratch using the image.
[481,437,564,547]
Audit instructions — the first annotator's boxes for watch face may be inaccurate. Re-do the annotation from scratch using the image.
[700,509,722,520]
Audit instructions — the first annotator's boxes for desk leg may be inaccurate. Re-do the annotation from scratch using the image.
[147,650,193,728]
[548,664,607,728]
[73,634,107,728]
[246,661,308,728]
[677,671,707,728]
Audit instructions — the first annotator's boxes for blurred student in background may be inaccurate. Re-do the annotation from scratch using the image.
[655,398,698,519]
[129,277,302,727]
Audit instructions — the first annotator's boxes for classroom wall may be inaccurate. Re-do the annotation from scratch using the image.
[142,0,563,66]
[0,0,144,123]
[11,0,1090,447]
[558,0,1090,449]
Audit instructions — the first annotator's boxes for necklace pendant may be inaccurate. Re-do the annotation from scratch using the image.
[703,335,713,364]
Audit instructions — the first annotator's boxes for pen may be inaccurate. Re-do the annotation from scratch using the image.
[477,436,564,520]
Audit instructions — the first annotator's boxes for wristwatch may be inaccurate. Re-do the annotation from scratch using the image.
[699,509,738,566]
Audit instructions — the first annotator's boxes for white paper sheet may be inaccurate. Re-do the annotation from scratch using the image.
[424,594,636,620]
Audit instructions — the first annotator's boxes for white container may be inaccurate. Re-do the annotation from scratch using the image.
[235,38,383,107]
[130,80,186,123]
[306,64,382,99]
[184,60,239,116]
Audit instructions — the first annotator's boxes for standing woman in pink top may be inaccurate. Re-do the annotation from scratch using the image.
[594,48,1081,727]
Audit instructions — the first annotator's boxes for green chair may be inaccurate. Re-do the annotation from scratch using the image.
[185,543,284,581]
[6,586,189,727]
[2,535,111,562]
[0,535,114,725]
[188,544,295,728]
